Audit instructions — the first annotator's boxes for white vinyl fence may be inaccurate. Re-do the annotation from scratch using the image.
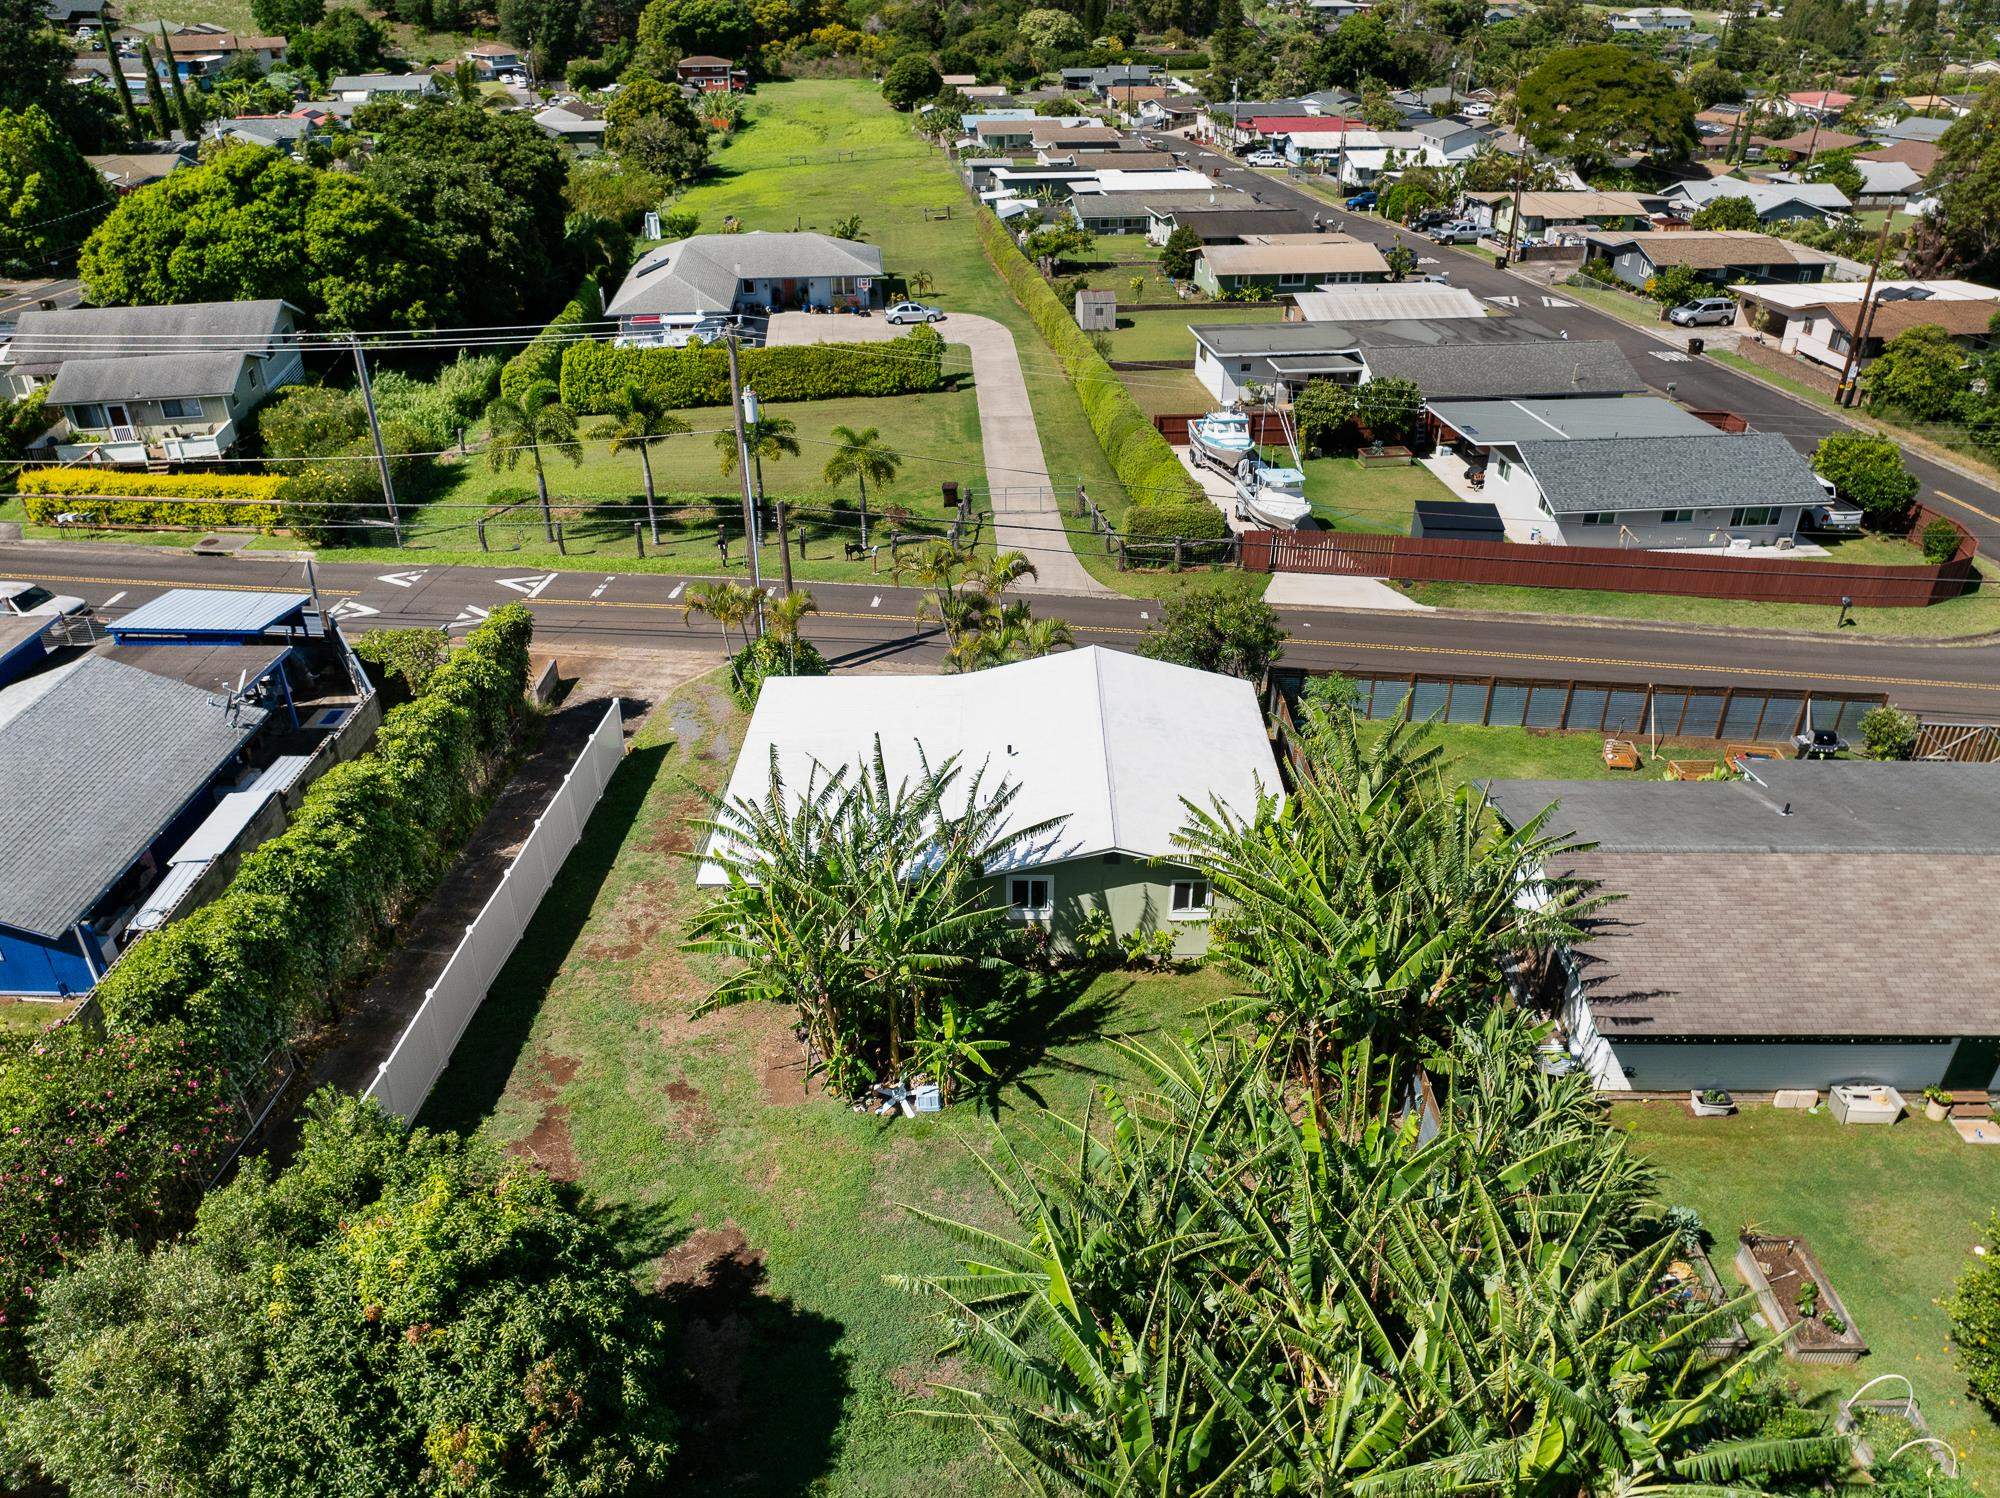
[365,701,626,1119]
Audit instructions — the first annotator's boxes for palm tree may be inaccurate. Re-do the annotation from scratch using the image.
[590,384,688,544]
[970,548,1036,598]
[765,588,818,671]
[821,425,900,550]
[681,579,759,655]
[484,379,581,542]
[1006,613,1073,661]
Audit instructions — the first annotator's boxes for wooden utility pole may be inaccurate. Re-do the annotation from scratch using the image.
[350,338,401,546]
[726,334,767,632]
[1833,211,1897,407]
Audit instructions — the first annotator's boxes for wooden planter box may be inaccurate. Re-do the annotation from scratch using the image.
[1736,1233,1868,1365]
[1666,1244,1751,1358]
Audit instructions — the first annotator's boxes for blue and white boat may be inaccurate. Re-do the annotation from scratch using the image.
[1234,461,1312,530]
[1189,409,1255,473]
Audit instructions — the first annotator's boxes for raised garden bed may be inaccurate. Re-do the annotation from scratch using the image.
[1736,1232,1868,1364]
[1661,1243,1751,1358]
[1837,1390,1959,1477]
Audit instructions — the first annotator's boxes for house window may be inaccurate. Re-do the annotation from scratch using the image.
[1573,512,1615,525]
[1278,272,1307,287]
[160,397,202,420]
[1169,878,1210,919]
[1494,457,1513,481]
[1007,875,1053,920]
[1661,507,1696,523]
[73,403,108,428]
[1731,505,1780,526]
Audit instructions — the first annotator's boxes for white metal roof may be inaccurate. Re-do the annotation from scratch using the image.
[109,589,311,637]
[1293,285,1487,322]
[699,648,1282,884]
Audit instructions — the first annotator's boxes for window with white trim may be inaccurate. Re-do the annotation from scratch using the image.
[1731,505,1780,527]
[1573,511,1615,525]
[1169,878,1210,918]
[1007,875,1052,919]
[1660,507,1696,524]
[160,397,203,420]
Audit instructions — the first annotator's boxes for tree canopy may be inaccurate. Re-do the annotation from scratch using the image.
[1690,193,1758,230]
[881,53,943,110]
[1516,43,1696,173]
[1866,323,1971,421]
[1906,90,2000,281]
[78,146,434,329]
[603,77,712,185]
[0,105,110,275]
[1137,580,1286,680]
[1813,430,1919,523]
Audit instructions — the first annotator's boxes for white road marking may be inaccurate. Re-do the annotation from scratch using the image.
[377,569,427,587]
[330,600,380,619]
[1139,610,1150,620]
[591,575,615,597]
[870,594,882,608]
[101,590,125,607]
[667,582,684,600]
[1541,296,1574,308]
[448,604,490,630]
[1486,294,1521,307]
[498,572,557,598]
[1651,349,1692,363]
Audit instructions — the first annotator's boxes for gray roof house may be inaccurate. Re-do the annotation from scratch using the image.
[533,101,608,148]
[605,231,884,341]
[2,300,304,465]
[1664,177,1853,223]
[328,72,441,101]
[1488,762,2000,1095]
[1871,114,1953,144]
[1427,396,1825,548]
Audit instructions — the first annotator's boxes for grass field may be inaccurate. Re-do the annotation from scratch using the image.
[1617,1102,2000,1490]
[1118,366,1215,415]
[420,669,1234,1496]
[1106,305,1284,362]
[1359,718,1756,782]
[1297,456,1454,534]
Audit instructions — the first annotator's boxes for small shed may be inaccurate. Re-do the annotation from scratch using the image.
[1075,287,1119,331]
[1411,499,1504,541]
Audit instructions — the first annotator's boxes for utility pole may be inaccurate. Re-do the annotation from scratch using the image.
[743,381,793,593]
[349,337,401,546]
[726,334,766,633]
[1834,211,1897,406]
[1503,141,1529,266]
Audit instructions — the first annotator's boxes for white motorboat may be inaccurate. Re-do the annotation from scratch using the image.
[1235,462,1312,530]
[1189,409,1255,473]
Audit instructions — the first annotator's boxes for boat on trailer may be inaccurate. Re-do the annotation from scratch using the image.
[1189,408,1255,474]
[1235,461,1312,530]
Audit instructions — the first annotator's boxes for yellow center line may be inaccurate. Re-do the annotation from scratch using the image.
[1934,491,2000,528]
[6,571,360,598]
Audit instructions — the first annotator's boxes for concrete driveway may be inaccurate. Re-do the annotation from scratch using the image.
[764,311,1109,595]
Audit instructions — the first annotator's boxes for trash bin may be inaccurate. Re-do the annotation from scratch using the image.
[941,479,958,508]
[1688,336,1705,356]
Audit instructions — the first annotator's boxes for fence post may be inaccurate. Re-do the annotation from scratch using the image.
[477,518,487,551]
[554,522,566,556]
[1173,537,1185,571]
[633,522,645,558]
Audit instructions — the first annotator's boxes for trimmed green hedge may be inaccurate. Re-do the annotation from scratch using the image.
[94,605,535,1074]
[16,467,286,530]
[557,325,947,411]
[501,273,604,401]
[1125,500,1229,542]
[973,206,1199,509]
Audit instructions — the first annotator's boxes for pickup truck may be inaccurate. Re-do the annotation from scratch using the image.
[1426,221,1482,244]
[1807,474,1865,532]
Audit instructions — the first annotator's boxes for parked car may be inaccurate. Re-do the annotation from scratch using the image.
[1808,473,1865,532]
[1244,149,1286,167]
[1427,221,1481,244]
[1461,101,1492,117]
[885,301,945,324]
[0,580,87,620]
[1417,271,1452,284]
[1667,296,1737,327]
[1345,190,1378,210]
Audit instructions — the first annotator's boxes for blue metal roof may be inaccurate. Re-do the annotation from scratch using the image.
[109,589,312,641]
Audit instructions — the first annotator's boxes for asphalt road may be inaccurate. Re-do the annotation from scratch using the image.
[1144,135,2000,554]
[10,540,2000,717]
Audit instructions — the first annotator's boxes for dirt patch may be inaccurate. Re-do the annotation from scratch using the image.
[582,884,671,963]
[520,1050,582,1104]
[664,1078,718,1143]
[753,1009,817,1105]
[511,1102,580,1180]
[888,1353,967,1399]
[657,1222,763,1292]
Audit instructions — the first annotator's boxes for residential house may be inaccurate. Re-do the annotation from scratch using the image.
[1289,284,1489,322]
[1779,89,1855,119]
[699,647,1283,959]
[1849,156,1922,207]
[1732,280,2000,373]
[968,117,1119,152]
[66,52,152,103]
[327,72,441,102]
[1488,763,2000,1094]
[605,231,883,343]
[1581,229,1833,290]
[84,148,192,192]
[2,301,303,465]
[1103,83,1168,124]
[1058,64,1163,98]
[1663,176,1851,223]
[159,30,285,79]
[0,589,370,998]
[1869,114,1954,145]
[1051,149,1179,171]
[1146,201,1317,245]
[1190,316,1641,404]
[1610,5,1694,28]
[533,100,607,149]
[209,115,311,152]
[1749,125,1869,158]
[1193,235,1390,296]
[1462,189,1668,238]
[1859,137,1942,179]
[45,0,107,22]
[676,54,748,91]
[1065,168,1219,233]
[1303,0,1372,25]
[1407,115,1491,164]
[1284,128,1444,184]
[1426,396,1823,547]
[464,41,523,78]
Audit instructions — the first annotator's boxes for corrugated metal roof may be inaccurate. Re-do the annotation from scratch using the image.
[1292,285,1488,322]
[1430,396,1713,445]
[109,589,311,639]
[0,656,266,939]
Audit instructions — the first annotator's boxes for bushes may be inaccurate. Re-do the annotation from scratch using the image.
[16,467,285,530]
[558,326,947,411]
[1923,516,1964,563]
[501,273,603,401]
[369,351,501,448]
[92,604,533,1075]
[1950,1213,2000,1414]
[1859,705,1920,761]
[1124,499,1230,564]
[973,206,1199,510]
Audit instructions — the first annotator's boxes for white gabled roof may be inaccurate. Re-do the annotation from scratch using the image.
[698,647,1282,883]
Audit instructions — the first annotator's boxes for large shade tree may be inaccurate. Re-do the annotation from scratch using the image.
[0,105,111,274]
[1516,43,1697,175]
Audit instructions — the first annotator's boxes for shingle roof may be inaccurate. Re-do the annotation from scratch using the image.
[4,300,291,378]
[0,656,265,939]
[330,73,437,90]
[1200,239,1388,276]
[1156,207,1313,240]
[1357,340,1644,399]
[1513,430,1824,514]
[1824,297,1997,339]
[1590,229,1833,269]
[50,351,250,404]
[1668,177,1852,215]
[606,231,883,318]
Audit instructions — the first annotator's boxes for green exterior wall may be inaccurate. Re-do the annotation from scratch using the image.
[987,854,1214,959]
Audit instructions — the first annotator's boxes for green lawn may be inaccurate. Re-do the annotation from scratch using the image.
[1106,305,1285,362]
[1563,278,1675,331]
[1360,719,1752,782]
[1398,559,2000,638]
[1118,367,1216,416]
[1297,456,1455,534]
[420,669,1236,1496]
[1616,1102,2000,1489]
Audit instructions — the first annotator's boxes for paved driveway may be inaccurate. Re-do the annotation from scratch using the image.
[764,311,1109,595]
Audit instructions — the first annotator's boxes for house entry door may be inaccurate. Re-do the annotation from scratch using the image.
[106,404,134,438]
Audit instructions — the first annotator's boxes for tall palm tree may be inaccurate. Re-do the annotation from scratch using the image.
[821,425,900,550]
[681,579,759,655]
[590,384,688,544]
[484,379,581,542]
[713,412,799,478]
[765,587,818,670]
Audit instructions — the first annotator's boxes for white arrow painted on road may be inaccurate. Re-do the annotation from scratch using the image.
[448,604,490,631]
[498,573,557,598]
[1650,349,1691,363]
[591,575,615,597]
[667,582,684,600]
[1486,294,1520,307]
[1541,296,1573,308]
[330,600,380,619]
[1417,255,1440,265]
[376,569,427,587]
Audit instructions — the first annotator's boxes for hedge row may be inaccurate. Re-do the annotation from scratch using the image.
[501,272,604,401]
[557,325,947,412]
[94,604,535,1074]
[1125,499,1233,562]
[972,206,1199,509]
[16,467,286,530]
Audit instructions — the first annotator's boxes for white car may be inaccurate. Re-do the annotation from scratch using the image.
[885,301,945,324]
[1244,149,1286,167]
[1461,101,1492,118]
[0,580,87,620]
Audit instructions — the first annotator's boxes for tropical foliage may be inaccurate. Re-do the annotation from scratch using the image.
[895,542,1072,672]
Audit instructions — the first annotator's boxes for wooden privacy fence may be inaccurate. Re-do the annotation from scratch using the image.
[1152,410,1294,445]
[1914,720,2000,763]
[1243,505,1978,608]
